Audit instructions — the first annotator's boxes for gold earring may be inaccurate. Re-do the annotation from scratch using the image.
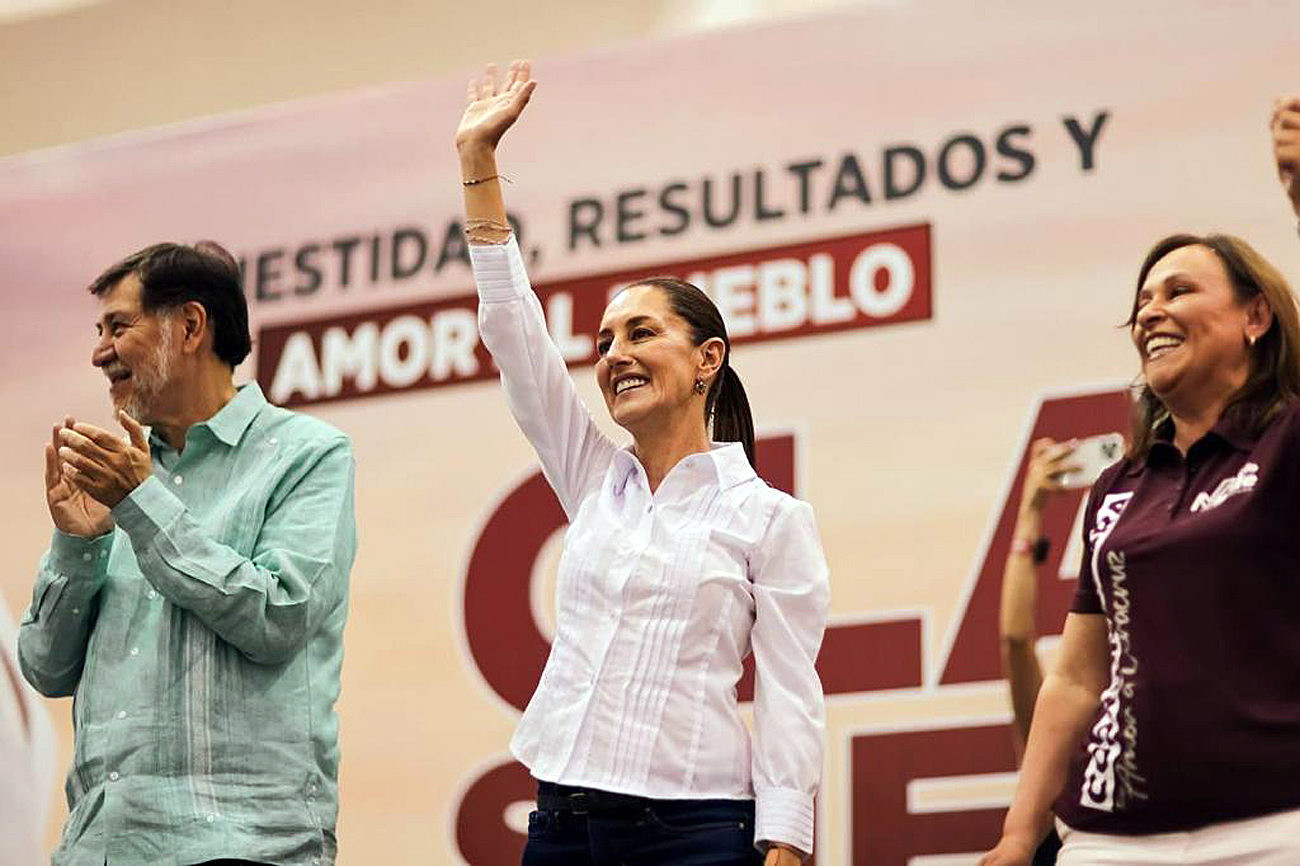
[694,378,706,395]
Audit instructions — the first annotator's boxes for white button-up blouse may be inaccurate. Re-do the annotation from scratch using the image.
[471,238,830,854]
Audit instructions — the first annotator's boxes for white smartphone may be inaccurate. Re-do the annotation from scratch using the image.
[1058,432,1125,489]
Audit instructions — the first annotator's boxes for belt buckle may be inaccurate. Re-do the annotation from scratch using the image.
[569,791,591,815]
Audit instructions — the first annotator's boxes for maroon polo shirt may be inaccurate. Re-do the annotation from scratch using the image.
[1055,402,1300,835]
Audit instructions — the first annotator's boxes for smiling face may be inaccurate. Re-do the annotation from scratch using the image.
[92,274,180,423]
[595,284,718,435]
[1131,244,1262,412]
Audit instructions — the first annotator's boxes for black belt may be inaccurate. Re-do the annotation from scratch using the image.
[537,784,651,815]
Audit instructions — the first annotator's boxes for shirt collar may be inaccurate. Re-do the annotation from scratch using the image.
[1136,409,1259,473]
[1204,410,1259,452]
[149,382,266,451]
[204,382,267,445]
[707,441,759,490]
[612,441,757,493]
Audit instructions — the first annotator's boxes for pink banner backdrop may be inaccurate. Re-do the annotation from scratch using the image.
[2,2,1298,863]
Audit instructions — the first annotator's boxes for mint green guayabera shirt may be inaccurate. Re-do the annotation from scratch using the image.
[18,384,356,866]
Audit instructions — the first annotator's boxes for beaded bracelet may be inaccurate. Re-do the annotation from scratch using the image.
[462,174,512,187]
[464,217,514,245]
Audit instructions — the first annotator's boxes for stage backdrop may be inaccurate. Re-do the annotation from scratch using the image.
[2,2,1298,863]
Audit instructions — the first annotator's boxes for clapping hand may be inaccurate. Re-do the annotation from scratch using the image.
[55,411,152,511]
[45,418,114,538]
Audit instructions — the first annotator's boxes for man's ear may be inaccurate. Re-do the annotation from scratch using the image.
[178,301,209,354]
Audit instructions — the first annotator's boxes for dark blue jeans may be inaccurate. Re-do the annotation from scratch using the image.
[523,782,763,866]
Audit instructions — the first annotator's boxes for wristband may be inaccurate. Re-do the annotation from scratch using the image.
[1032,537,1051,564]
[1011,536,1051,564]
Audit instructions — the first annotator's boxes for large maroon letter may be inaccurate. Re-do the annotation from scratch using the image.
[852,723,1018,864]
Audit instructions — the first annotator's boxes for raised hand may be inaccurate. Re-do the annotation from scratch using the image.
[455,60,537,154]
[57,411,153,510]
[1272,95,1300,217]
[1019,438,1079,514]
[45,418,113,537]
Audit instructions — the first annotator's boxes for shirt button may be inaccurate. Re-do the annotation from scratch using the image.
[269,438,278,445]
[147,590,158,600]
[173,475,183,486]
[130,647,140,657]
[108,771,120,782]
[206,814,216,823]
[100,549,108,558]
[116,710,127,720]
[82,552,92,562]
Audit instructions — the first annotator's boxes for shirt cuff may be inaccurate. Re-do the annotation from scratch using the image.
[469,235,531,303]
[112,475,184,553]
[47,528,114,580]
[755,786,815,856]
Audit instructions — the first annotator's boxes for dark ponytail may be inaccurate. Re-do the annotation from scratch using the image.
[632,277,757,467]
[710,365,756,467]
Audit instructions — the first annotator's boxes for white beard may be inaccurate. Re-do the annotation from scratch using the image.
[113,316,175,422]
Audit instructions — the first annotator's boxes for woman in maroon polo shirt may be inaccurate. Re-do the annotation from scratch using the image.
[983,100,1300,866]
[985,231,1300,864]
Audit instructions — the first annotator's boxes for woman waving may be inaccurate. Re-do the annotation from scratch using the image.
[456,61,829,866]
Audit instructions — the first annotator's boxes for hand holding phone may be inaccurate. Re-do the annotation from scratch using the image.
[1057,432,1124,489]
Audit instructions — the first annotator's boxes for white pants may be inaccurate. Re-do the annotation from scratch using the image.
[1056,808,1300,865]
